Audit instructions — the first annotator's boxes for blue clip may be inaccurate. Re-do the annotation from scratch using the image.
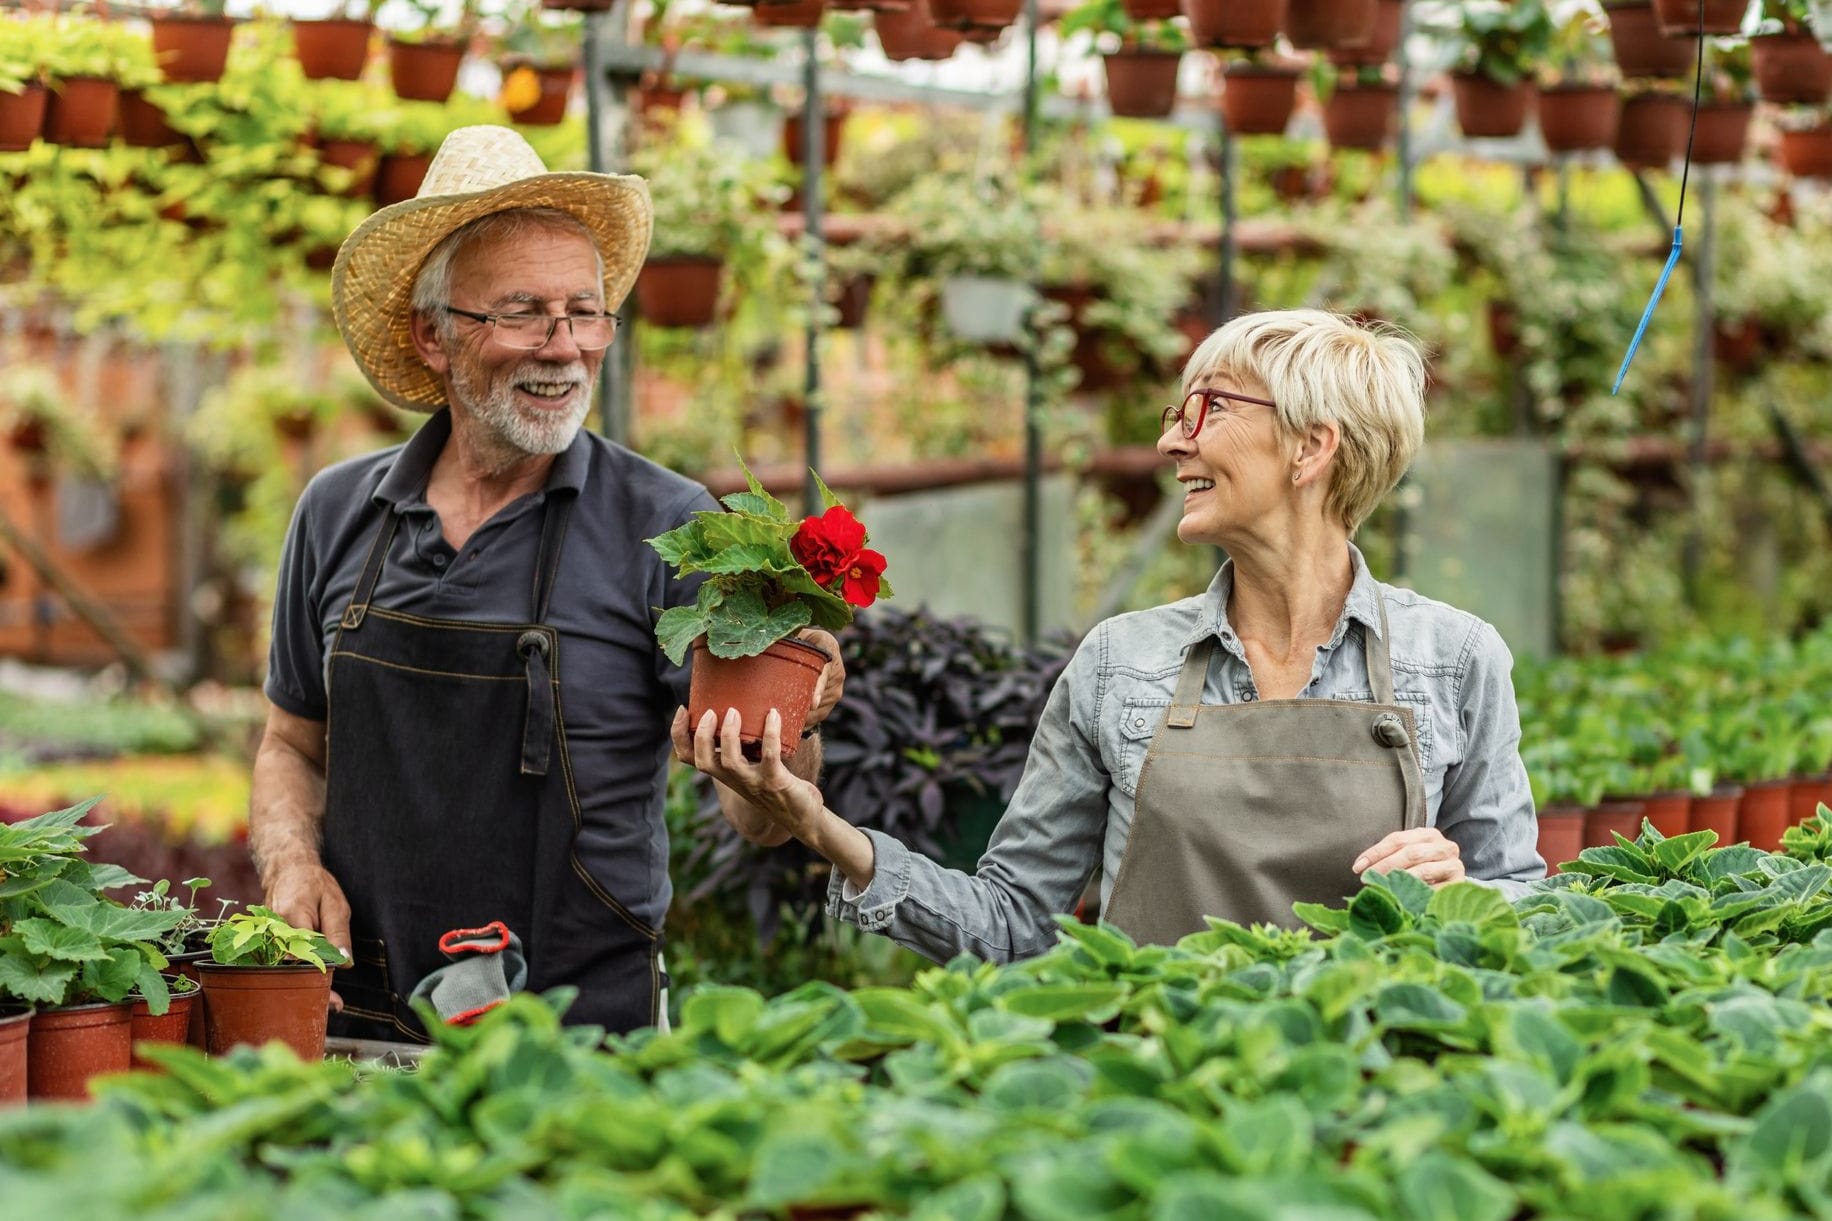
[1612,226,1684,395]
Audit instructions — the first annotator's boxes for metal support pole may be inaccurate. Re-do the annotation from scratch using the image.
[1020,0,1043,646]
[1395,0,1414,217]
[590,3,636,447]
[802,29,826,513]
[1217,112,1236,321]
[1682,173,1717,601]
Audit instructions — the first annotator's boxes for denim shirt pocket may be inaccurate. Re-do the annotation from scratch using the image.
[1336,689,1436,772]
[1113,699,1169,798]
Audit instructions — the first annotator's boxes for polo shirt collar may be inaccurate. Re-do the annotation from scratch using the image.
[372,408,590,510]
[1181,541,1385,655]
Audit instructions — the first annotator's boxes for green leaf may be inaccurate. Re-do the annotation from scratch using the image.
[740,458,789,520]
[980,1057,1091,1111]
[1735,1072,1832,1182]
[1651,830,1717,875]
[654,605,710,668]
[1396,1152,1515,1221]
[1349,885,1409,939]
[0,949,76,1004]
[1375,983,1467,1031]
[703,590,812,659]
[135,964,170,1016]
[1495,1004,1582,1084]
[1427,881,1518,929]
[997,982,1127,1024]
[16,917,108,963]
[912,1175,1005,1221]
[809,468,844,512]
[681,986,765,1046]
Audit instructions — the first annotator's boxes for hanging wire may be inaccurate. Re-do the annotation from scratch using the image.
[1612,0,1709,395]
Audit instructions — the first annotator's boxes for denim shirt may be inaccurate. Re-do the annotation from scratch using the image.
[826,544,1547,964]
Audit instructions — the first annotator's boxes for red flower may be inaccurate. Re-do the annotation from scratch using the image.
[791,505,868,585]
[839,549,888,608]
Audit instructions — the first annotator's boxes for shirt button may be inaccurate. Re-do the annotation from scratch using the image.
[1132,716,1147,729]
[432,553,448,568]
[1242,691,1257,702]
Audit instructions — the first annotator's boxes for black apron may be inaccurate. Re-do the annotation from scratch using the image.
[322,494,662,1042]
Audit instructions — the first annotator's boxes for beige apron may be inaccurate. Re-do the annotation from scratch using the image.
[1103,595,1426,942]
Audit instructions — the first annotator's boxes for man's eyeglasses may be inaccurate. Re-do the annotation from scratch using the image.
[1159,387,1277,438]
[442,305,621,351]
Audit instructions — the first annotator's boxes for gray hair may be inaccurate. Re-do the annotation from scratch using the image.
[410,208,604,341]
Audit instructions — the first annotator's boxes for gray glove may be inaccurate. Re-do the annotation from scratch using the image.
[407,922,528,1026]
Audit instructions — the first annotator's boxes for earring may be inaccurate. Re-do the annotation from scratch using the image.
[1292,469,1302,485]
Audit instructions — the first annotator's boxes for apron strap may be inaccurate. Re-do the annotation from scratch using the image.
[340,512,401,632]
[1167,638,1214,729]
[530,494,575,624]
[1363,593,1396,707]
[517,628,555,776]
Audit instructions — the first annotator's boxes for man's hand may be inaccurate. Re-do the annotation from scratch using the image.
[799,629,844,728]
[265,861,353,1011]
[673,706,826,844]
[1352,827,1465,888]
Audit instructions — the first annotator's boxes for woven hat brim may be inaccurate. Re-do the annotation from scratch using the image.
[332,173,653,413]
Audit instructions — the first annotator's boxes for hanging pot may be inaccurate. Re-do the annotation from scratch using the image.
[388,36,466,104]
[1327,0,1402,65]
[1120,0,1180,19]
[874,0,963,60]
[1284,0,1376,50]
[783,106,847,167]
[1182,0,1284,48]
[1741,779,1792,850]
[928,0,1022,33]
[544,0,616,10]
[1779,124,1832,176]
[939,274,1035,344]
[1536,84,1619,153]
[1221,62,1301,135]
[129,983,198,1073]
[709,101,784,159]
[1651,0,1750,36]
[503,60,576,126]
[291,18,373,80]
[1535,807,1587,875]
[831,273,875,329]
[0,83,47,152]
[687,636,831,762]
[1613,91,1688,168]
[1688,785,1741,843]
[42,76,118,148]
[755,0,830,28]
[117,89,185,148]
[315,136,381,197]
[1320,80,1397,150]
[1712,315,1762,371]
[1102,48,1182,119]
[27,1001,133,1100]
[1043,283,1130,393]
[1752,33,1832,104]
[1451,72,1533,139]
[0,1006,28,1106]
[197,964,333,1061]
[1605,3,1698,79]
[151,15,236,84]
[1690,100,1751,164]
[375,152,433,205]
[635,256,725,327]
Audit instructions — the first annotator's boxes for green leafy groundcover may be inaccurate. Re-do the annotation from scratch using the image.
[7,816,1832,1220]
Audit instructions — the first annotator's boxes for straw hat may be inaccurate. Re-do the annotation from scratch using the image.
[332,125,653,412]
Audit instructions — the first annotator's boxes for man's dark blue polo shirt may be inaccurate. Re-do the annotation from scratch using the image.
[265,409,718,930]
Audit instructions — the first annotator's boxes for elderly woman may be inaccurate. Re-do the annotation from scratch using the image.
[675,309,1545,963]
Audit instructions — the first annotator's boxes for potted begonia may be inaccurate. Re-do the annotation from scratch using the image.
[196,906,347,1061]
[647,466,890,760]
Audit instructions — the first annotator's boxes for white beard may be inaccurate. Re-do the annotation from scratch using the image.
[451,353,594,457]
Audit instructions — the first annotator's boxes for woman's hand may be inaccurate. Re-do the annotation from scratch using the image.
[672,706,827,844]
[1352,827,1465,888]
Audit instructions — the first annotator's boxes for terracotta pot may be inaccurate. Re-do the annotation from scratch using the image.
[1328,0,1402,65]
[1121,0,1180,19]
[8,418,47,453]
[635,256,724,327]
[831,273,874,329]
[197,964,334,1060]
[504,61,576,126]
[1044,283,1130,393]
[874,0,962,60]
[1321,81,1397,150]
[116,89,184,148]
[42,76,118,148]
[1222,64,1300,135]
[1651,0,1749,35]
[1584,798,1646,849]
[1791,773,1832,827]
[1488,300,1519,357]
[28,1001,133,1100]
[0,83,47,153]
[1614,92,1689,169]
[1285,0,1376,50]
[1741,779,1792,851]
[130,985,198,1072]
[389,37,466,103]
[637,83,689,115]
[169,951,210,1049]
[687,635,831,761]
[1606,3,1698,79]
[1452,73,1532,139]
[375,152,434,206]
[755,0,830,28]
[1183,0,1284,48]
[1778,125,1832,177]
[151,15,235,84]
[543,0,616,10]
[1688,786,1741,844]
[316,137,380,197]
[1103,49,1182,119]
[1537,806,1588,875]
[784,107,847,167]
[927,0,1020,30]
[1690,100,1752,164]
[292,18,373,81]
[0,1006,28,1106]
[1536,84,1619,153]
[1752,33,1832,104]
[1639,791,1692,839]
[1713,316,1763,372]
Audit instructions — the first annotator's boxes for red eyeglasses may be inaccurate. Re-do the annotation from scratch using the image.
[1160,388,1277,438]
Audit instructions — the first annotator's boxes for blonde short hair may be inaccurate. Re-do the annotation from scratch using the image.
[1181,309,1426,533]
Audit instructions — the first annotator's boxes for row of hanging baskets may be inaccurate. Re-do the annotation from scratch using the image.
[1164,0,1401,55]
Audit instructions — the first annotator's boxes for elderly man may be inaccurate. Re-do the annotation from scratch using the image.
[250,126,838,1041]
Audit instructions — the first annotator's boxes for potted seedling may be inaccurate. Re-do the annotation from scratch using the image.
[389,0,477,104]
[1444,0,1554,139]
[647,464,889,760]
[308,81,385,199]
[41,15,147,148]
[1754,0,1832,102]
[372,100,450,206]
[0,362,115,482]
[1602,0,1699,79]
[1695,39,1757,163]
[1614,78,1690,169]
[1060,0,1188,120]
[292,0,375,81]
[1314,61,1399,150]
[147,0,236,84]
[1220,47,1307,136]
[196,906,347,1061]
[1536,10,1620,154]
[497,3,580,127]
[129,875,226,1049]
[879,173,1042,346]
[0,13,51,153]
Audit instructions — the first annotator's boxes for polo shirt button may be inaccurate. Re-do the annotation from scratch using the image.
[432,553,448,568]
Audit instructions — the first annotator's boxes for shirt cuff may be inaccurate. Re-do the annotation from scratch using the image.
[823,828,912,934]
